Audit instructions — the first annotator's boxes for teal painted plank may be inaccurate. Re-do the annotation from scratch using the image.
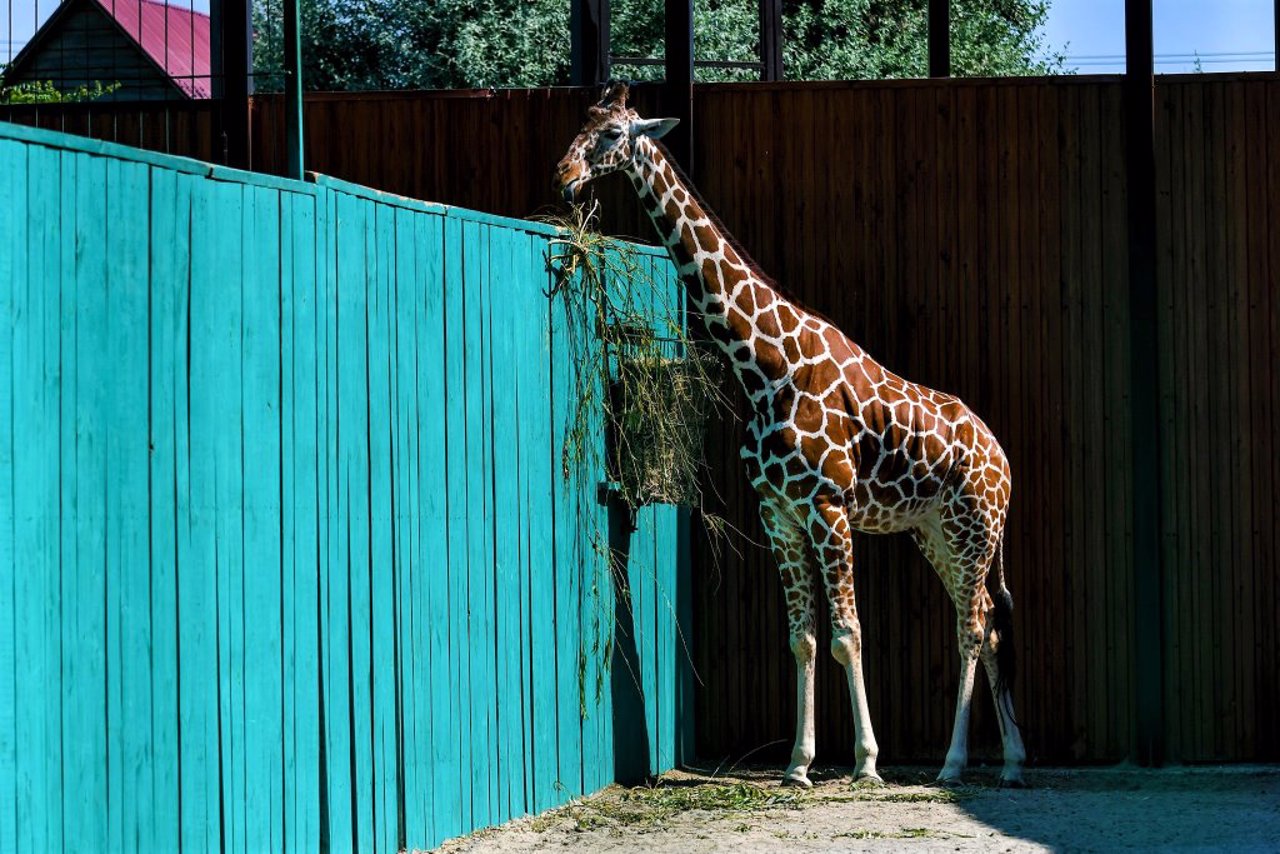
[242,184,285,853]
[388,206,416,848]
[463,220,496,830]
[147,162,187,853]
[581,262,611,797]
[0,139,21,853]
[102,157,153,853]
[318,185,352,854]
[54,149,79,847]
[657,505,678,773]
[211,180,247,854]
[324,188,360,854]
[67,150,110,852]
[515,233,537,815]
[490,227,524,824]
[282,188,322,854]
[17,139,64,853]
[442,212,473,836]
[632,504,658,776]
[422,213,457,846]
[3,137,31,854]
[368,201,399,854]
[346,193,375,854]
[34,140,65,852]
[549,243,584,800]
[181,172,226,854]
[391,207,425,849]
[524,233,559,813]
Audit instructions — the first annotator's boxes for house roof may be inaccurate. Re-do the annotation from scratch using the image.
[6,0,212,99]
[99,0,212,98]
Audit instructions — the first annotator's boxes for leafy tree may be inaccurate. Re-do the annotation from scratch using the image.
[252,0,1064,91]
[0,68,122,104]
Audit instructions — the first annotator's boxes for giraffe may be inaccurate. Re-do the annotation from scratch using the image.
[555,81,1026,788]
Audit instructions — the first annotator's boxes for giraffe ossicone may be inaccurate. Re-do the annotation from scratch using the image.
[556,80,1026,788]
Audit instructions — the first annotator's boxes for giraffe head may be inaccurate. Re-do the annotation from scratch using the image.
[555,80,680,203]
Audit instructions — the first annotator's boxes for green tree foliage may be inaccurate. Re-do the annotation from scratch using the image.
[0,73,121,105]
[252,0,1063,91]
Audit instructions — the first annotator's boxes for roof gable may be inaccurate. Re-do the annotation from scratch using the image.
[5,0,211,99]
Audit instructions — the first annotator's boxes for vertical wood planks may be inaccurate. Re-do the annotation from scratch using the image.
[183,171,228,854]
[71,148,111,851]
[282,188,322,854]
[147,163,187,853]
[0,137,26,854]
[240,183,285,853]
[4,121,690,854]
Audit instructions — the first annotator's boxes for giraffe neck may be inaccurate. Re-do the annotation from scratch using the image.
[625,137,797,388]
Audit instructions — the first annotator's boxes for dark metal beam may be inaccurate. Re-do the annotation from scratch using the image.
[928,0,950,77]
[570,0,611,86]
[1124,0,1164,768]
[211,0,253,169]
[759,0,784,82]
[663,0,695,170]
[283,0,303,179]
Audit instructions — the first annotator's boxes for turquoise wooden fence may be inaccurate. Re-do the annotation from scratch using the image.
[0,121,691,853]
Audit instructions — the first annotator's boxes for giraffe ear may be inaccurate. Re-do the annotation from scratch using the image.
[631,117,680,140]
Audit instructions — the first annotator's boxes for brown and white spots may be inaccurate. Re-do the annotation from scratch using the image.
[556,81,1026,791]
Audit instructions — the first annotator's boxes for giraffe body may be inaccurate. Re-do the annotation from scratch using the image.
[557,82,1025,787]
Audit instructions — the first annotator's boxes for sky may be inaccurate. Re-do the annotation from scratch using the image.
[1039,0,1277,73]
[2,0,1277,73]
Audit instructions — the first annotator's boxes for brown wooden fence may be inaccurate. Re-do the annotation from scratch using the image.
[6,75,1277,765]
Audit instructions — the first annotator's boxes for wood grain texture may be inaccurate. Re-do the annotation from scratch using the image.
[235,77,1280,765]
[4,72,1277,789]
[1,120,689,853]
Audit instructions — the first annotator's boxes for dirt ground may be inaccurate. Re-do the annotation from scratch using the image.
[435,764,1280,853]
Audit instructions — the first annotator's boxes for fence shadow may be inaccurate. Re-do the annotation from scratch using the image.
[606,492,654,785]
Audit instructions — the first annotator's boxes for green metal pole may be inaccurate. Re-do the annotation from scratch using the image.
[1125,0,1164,767]
[284,0,304,179]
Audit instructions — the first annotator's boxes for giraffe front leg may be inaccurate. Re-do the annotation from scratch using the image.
[783,597,817,789]
[812,496,882,784]
[760,502,818,788]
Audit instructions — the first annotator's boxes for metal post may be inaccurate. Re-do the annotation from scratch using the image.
[664,0,694,170]
[283,0,303,179]
[1124,0,1164,767]
[759,0,783,82]
[213,0,253,169]
[570,0,611,86]
[928,0,950,77]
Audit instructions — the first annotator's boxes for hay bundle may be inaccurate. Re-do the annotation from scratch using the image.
[609,340,719,507]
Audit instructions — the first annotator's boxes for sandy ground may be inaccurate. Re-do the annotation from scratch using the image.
[434,765,1280,853]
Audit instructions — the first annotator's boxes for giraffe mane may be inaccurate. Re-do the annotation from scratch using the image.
[647,138,840,328]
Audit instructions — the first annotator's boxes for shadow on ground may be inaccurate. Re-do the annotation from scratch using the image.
[437,763,1280,852]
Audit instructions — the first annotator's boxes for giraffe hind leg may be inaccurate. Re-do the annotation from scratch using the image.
[912,513,990,785]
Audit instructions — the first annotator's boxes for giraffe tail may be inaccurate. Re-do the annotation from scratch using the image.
[990,538,1017,696]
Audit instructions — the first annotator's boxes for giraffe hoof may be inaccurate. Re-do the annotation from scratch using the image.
[852,772,885,788]
[782,773,813,790]
[997,776,1027,789]
[930,775,964,788]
